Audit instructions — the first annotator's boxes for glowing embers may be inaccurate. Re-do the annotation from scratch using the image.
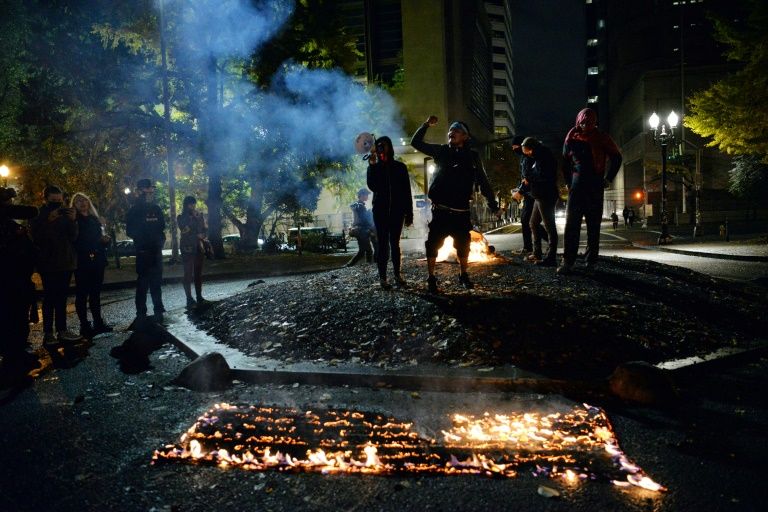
[435,231,495,263]
[152,403,665,491]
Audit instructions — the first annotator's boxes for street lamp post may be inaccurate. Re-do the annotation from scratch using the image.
[0,164,9,187]
[648,111,679,245]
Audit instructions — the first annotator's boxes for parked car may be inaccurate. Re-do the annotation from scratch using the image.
[115,239,135,257]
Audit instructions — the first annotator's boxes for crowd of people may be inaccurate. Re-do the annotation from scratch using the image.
[0,178,212,379]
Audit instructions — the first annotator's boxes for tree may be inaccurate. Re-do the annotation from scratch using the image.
[684,1,768,159]
[728,155,768,201]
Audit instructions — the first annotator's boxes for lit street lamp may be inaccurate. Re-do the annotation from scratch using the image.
[0,164,9,187]
[648,111,678,244]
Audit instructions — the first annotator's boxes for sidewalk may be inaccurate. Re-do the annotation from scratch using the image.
[32,252,350,292]
[619,224,768,262]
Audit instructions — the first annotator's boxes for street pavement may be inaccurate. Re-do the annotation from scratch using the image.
[2,223,767,511]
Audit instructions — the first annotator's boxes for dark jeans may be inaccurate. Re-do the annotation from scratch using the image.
[348,230,374,266]
[530,196,558,262]
[0,287,32,358]
[373,212,404,280]
[40,271,73,334]
[425,208,471,259]
[563,187,604,265]
[182,251,204,299]
[75,262,106,327]
[520,196,548,251]
[135,249,165,315]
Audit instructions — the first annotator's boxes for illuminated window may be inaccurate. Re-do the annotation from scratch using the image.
[587,38,598,46]
[587,95,599,104]
[588,66,599,75]
[597,19,605,29]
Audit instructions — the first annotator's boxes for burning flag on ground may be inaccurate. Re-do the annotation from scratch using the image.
[153,403,664,492]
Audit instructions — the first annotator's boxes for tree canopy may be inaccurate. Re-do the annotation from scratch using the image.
[684,0,768,160]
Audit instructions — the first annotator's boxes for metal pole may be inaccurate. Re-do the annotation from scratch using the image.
[694,148,702,237]
[659,141,670,244]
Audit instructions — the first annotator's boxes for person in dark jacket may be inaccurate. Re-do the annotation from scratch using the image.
[411,116,501,293]
[622,206,629,227]
[511,135,547,256]
[521,137,559,266]
[125,178,166,321]
[366,136,413,289]
[0,187,40,375]
[346,188,376,267]
[30,185,82,344]
[559,108,622,274]
[71,192,113,338]
[177,195,208,308]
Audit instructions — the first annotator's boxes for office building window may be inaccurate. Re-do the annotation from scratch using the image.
[587,38,598,46]
[493,62,506,70]
[495,94,507,102]
[587,66,599,75]
[587,95,599,103]
[493,78,506,86]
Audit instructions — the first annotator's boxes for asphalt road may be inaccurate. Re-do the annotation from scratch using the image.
[2,234,767,511]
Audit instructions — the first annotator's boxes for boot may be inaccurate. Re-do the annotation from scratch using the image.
[427,275,439,294]
[458,273,474,289]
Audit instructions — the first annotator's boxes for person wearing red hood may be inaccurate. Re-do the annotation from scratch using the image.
[559,108,622,274]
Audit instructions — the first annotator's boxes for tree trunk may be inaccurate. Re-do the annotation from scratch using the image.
[203,55,225,259]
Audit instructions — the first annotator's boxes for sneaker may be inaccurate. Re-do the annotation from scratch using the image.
[556,263,574,275]
[526,253,542,262]
[379,279,392,290]
[186,297,197,309]
[458,273,474,289]
[427,275,439,294]
[393,274,408,288]
[57,330,83,342]
[535,258,557,267]
[196,297,212,306]
[80,323,95,339]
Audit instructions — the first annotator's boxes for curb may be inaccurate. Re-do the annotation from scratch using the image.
[631,243,768,262]
[159,310,596,395]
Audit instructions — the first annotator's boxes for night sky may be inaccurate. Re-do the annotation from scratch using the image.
[510,0,586,150]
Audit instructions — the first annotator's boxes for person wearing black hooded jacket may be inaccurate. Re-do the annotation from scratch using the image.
[521,137,559,266]
[511,136,547,255]
[367,136,413,289]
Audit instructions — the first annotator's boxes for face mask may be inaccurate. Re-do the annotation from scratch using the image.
[48,201,63,209]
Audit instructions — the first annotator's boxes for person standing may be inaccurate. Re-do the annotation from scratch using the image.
[177,195,209,309]
[366,136,413,289]
[346,188,376,267]
[611,211,619,230]
[559,108,623,274]
[622,206,629,227]
[511,135,547,256]
[628,207,636,228]
[411,116,501,293]
[71,192,113,338]
[126,178,166,321]
[521,137,559,267]
[0,187,40,375]
[30,185,82,344]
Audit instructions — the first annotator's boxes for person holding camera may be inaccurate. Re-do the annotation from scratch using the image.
[30,185,82,344]
[411,116,501,293]
[177,195,209,309]
[367,136,413,289]
[126,178,166,322]
[0,187,40,375]
[71,192,113,339]
[345,188,376,267]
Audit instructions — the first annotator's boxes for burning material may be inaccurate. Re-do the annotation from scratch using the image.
[436,231,495,263]
[153,403,664,492]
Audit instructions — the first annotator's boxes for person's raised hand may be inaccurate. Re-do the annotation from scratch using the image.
[426,115,438,127]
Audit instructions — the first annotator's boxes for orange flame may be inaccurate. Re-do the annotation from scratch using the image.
[435,231,494,263]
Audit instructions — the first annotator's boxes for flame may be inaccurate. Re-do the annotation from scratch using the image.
[153,403,665,493]
[435,231,494,263]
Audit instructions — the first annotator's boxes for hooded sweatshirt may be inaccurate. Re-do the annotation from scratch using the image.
[366,136,414,223]
[563,108,622,190]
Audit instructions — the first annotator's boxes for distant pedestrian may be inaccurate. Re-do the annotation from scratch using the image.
[346,188,375,267]
[521,137,559,267]
[177,195,209,309]
[126,178,166,322]
[367,136,413,289]
[611,211,619,230]
[71,192,113,339]
[622,206,629,227]
[628,207,636,228]
[559,108,622,274]
[411,115,501,293]
[30,185,82,344]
